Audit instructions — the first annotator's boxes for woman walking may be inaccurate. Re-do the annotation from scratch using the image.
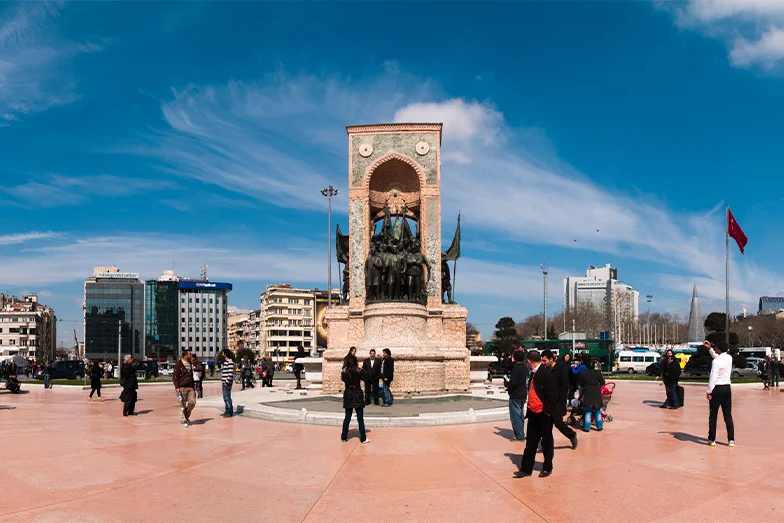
[192,355,205,399]
[294,345,306,390]
[88,360,104,402]
[761,356,772,390]
[341,354,370,444]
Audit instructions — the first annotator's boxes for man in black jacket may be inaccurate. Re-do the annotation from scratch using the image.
[362,349,382,406]
[119,355,138,417]
[662,353,681,409]
[503,349,527,442]
[380,348,394,407]
[515,350,558,479]
[542,350,578,449]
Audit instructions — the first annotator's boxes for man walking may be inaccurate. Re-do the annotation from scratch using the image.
[380,348,394,407]
[172,349,198,427]
[541,350,578,449]
[772,356,780,389]
[707,342,735,447]
[504,349,527,442]
[263,357,275,387]
[221,349,236,417]
[120,355,138,417]
[515,351,557,479]
[362,349,382,406]
[43,361,52,389]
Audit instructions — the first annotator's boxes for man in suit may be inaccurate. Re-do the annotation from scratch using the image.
[379,348,394,407]
[515,350,558,479]
[362,349,382,406]
[541,350,578,449]
[120,355,138,417]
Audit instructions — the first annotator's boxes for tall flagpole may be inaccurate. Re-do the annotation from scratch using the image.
[725,205,730,345]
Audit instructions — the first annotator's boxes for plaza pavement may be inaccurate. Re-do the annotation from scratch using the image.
[0,380,782,522]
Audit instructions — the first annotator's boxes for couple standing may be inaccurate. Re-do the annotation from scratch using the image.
[361,348,394,407]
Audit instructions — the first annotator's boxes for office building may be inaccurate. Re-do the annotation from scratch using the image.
[0,294,56,361]
[178,279,232,359]
[259,284,315,362]
[145,270,180,361]
[84,267,145,361]
[563,264,639,319]
[759,296,784,315]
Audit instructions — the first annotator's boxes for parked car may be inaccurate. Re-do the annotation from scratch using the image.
[646,362,662,376]
[732,363,759,378]
[36,360,86,380]
[135,360,159,379]
[684,363,712,377]
[285,364,294,373]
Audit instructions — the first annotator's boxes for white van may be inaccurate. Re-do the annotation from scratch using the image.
[615,350,660,374]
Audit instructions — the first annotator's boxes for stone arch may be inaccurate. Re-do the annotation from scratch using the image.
[363,152,427,190]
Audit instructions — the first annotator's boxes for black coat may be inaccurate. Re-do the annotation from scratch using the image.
[527,365,558,416]
[663,361,681,384]
[578,368,605,407]
[380,356,394,382]
[120,363,138,390]
[550,361,569,417]
[505,362,528,401]
[362,357,381,382]
[342,368,365,409]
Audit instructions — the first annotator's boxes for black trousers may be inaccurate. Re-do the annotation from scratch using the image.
[552,412,576,440]
[520,412,555,474]
[294,370,302,389]
[122,389,137,416]
[708,384,734,442]
[364,379,379,405]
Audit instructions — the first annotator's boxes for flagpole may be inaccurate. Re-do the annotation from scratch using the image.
[725,205,730,345]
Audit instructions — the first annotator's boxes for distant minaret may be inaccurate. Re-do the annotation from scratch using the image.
[687,284,705,342]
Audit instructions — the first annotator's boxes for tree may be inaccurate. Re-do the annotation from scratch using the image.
[236,348,256,364]
[547,323,558,340]
[493,317,518,355]
[217,349,236,365]
[704,312,727,333]
[516,314,543,340]
[466,322,480,335]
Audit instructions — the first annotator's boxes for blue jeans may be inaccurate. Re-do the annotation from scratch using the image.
[44,374,50,389]
[222,383,233,414]
[773,373,780,388]
[667,383,680,408]
[584,405,603,431]
[509,399,526,440]
[382,381,393,405]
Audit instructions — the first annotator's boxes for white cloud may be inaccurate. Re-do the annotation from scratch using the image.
[3,175,176,207]
[0,231,59,245]
[672,0,784,68]
[394,99,503,144]
[0,3,106,124]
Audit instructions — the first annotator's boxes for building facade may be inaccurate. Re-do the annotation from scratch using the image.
[259,284,315,362]
[0,294,56,362]
[759,296,784,314]
[178,280,232,360]
[145,270,180,361]
[228,311,249,351]
[563,264,639,319]
[244,309,262,354]
[84,267,145,361]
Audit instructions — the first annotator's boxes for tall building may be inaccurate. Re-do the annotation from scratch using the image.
[259,284,315,362]
[145,270,180,361]
[759,296,784,314]
[244,309,262,354]
[687,284,705,342]
[178,279,232,360]
[563,263,639,319]
[0,294,56,361]
[84,267,145,361]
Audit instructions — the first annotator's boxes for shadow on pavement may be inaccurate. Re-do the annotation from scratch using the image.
[134,410,153,415]
[493,427,515,440]
[0,405,16,410]
[189,418,213,425]
[643,400,665,408]
[658,431,723,446]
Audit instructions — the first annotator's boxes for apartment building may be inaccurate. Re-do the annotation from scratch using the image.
[228,311,249,351]
[259,284,315,362]
[0,294,56,362]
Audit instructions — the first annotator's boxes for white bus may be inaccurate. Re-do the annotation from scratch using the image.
[615,350,660,374]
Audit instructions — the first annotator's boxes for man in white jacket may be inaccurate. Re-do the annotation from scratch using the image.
[706,341,735,448]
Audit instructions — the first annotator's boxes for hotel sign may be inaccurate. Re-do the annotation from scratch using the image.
[96,272,139,279]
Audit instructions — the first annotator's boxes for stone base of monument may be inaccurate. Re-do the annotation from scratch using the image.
[321,302,472,394]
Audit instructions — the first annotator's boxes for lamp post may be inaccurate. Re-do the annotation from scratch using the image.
[540,264,548,340]
[321,186,339,308]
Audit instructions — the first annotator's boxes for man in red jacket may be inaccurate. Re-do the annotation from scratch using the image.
[515,350,558,479]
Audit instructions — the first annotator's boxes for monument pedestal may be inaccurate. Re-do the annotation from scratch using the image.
[322,303,470,394]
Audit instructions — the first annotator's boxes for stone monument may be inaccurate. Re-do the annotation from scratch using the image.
[322,123,470,394]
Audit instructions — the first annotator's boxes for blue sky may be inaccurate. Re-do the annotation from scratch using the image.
[2,1,784,346]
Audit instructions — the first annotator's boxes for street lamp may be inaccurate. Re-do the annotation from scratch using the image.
[321,186,339,308]
[540,264,548,340]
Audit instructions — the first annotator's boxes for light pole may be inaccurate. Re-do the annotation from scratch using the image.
[540,264,548,339]
[321,186,339,308]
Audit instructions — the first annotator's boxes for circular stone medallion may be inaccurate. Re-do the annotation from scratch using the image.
[415,141,430,155]
[359,143,373,157]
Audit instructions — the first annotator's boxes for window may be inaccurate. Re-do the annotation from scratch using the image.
[189,298,193,302]
[210,308,213,313]
[181,298,185,303]
[210,298,213,303]
[210,328,213,332]
[620,356,631,362]
[632,356,644,363]
[181,327,185,332]
[196,327,200,332]
[196,298,200,303]
[189,337,193,342]
[181,337,186,342]
[644,356,655,363]
[188,327,193,332]
[181,317,186,322]
[188,308,192,313]
[210,337,213,342]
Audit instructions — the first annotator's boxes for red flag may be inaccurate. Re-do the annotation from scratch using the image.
[727,208,748,254]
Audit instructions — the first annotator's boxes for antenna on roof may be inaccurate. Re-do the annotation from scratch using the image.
[200,265,208,281]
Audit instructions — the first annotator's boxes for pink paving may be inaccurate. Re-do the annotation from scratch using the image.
[1,381,782,522]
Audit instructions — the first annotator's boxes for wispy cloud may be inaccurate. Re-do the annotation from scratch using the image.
[0,231,59,245]
[0,2,106,124]
[669,0,784,69]
[3,175,176,207]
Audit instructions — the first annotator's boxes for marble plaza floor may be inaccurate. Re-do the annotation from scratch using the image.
[1,380,782,522]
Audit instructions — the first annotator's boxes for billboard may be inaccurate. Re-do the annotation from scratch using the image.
[177,281,233,291]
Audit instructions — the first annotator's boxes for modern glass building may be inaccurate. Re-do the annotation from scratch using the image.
[145,276,179,361]
[178,280,232,360]
[84,267,145,361]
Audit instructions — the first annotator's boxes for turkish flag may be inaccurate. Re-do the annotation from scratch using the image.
[727,208,748,254]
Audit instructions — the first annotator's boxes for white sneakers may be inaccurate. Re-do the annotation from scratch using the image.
[728,441,735,447]
[362,439,372,444]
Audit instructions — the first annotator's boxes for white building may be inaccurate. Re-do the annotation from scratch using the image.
[259,284,315,362]
[0,294,56,362]
[178,280,232,360]
[244,309,262,354]
[563,263,639,325]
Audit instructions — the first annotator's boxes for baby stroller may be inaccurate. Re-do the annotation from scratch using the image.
[567,382,615,427]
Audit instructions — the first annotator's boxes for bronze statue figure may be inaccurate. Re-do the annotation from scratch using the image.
[441,254,454,304]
